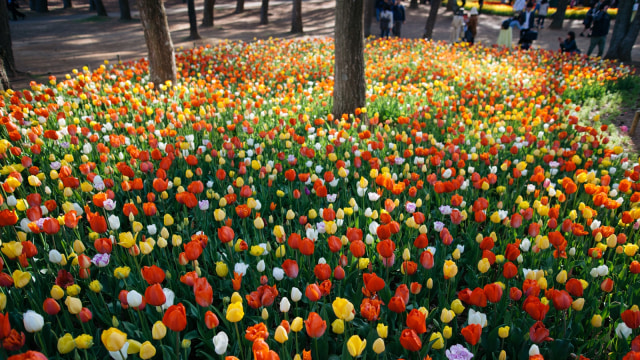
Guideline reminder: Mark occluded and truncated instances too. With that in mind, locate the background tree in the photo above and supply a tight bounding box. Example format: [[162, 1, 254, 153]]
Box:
[[202, 0, 215, 27], [94, 0, 108, 16], [291, 0, 303, 33], [364, 0, 375, 37], [63, 0, 72, 9], [410, 0, 418, 9], [260, 0, 269, 25], [119, 0, 132, 20], [139, 0, 177, 84], [605, 0, 640, 61], [0, 0, 15, 90], [30, 0, 48, 12], [235, 0, 244, 13], [446, 0, 458, 12], [333, 0, 365, 117], [549, 0, 569, 29], [188, 0, 201, 39], [423, 0, 442, 38]]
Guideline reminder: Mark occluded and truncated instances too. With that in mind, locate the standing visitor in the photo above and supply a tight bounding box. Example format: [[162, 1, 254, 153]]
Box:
[[380, 3, 394, 38], [498, 17, 514, 48], [466, 7, 479, 44], [392, 0, 406, 37], [587, 4, 610, 57], [513, 0, 527, 16], [518, 2, 537, 49], [536, 0, 548, 28], [450, 9, 465, 43]]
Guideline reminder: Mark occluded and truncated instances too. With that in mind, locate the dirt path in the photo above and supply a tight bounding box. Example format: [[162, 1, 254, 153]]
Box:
[[6, 0, 640, 147]]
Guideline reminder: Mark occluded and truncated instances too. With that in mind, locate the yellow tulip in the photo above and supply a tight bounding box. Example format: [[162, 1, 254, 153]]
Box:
[[2, 241, 23, 259], [250, 245, 264, 256], [74, 334, 93, 349], [331, 319, 345, 334], [591, 314, 602, 327], [215, 262, 229, 277], [429, 332, 445, 350], [376, 323, 388, 338], [332, 297, 355, 321], [440, 308, 455, 323], [451, 299, 465, 314], [291, 317, 304, 332], [572, 298, 585, 311], [139, 341, 156, 359], [372, 338, 385, 354], [443, 326, 452, 339], [101, 327, 127, 352], [0, 293, 6, 311], [499, 326, 510, 338], [477, 258, 491, 273], [58, 333, 76, 354], [226, 302, 244, 323], [65, 296, 83, 315], [152, 321, 167, 340], [67, 284, 81, 296], [230, 292, 243, 304], [164, 214, 174, 226], [254, 217, 265, 229], [346, 335, 366, 357], [275, 325, 289, 343], [51, 285, 65, 300], [12, 269, 31, 288], [114, 266, 131, 279], [127, 340, 141, 354], [118, 232, 136, 248], [443, 260, 458, 279]]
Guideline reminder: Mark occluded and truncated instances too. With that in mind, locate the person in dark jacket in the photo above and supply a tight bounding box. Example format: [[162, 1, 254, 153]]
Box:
[[587, 4, 610, 57], [7, 0, 26, 20], [518, 2, 537, 49], [392, 0, 406, 37], [559, 31, 580, 53]]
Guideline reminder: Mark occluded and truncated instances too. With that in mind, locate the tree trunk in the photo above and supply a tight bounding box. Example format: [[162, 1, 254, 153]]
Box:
[[446, 0, 457, 12], [364, 0, 375, 37], [89, 0, 95, 11], [423, 0, 442, 38], [119, 0, 132, 20], [333, 0, 366, 118], [63, 0, 72, 9], [410, 0, 419, 8], [202, 0, 215, 27], [604, 0, 640, 61], [291, 0, 303, 33], [260, 0, 269, 25], [0, 57, 9, 92], [94, 0, 108, 16], [31, 0, 48, 12], [138, 0, 177, 85], [549, 0, 569, 29], [235, 0, 244, 13], [0, 0, 16, 80], [187, 0, 201, 39]]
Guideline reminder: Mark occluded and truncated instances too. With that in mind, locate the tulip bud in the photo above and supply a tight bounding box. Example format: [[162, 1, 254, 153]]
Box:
[[572, 298, 585, 311], [280, 297, 291, 313], [591, 314, 602, 327], [261, 308, 269, 320], [499, 350, 507, 360], [376, 323, 388, 338], [443, 326, 452, 339], [332, 319, 345, 334], [372, 338, 385, 354], [498, 326, 510, 338]]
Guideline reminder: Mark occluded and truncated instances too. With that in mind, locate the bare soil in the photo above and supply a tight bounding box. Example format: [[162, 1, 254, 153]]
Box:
[[6, 0, 640, 149]]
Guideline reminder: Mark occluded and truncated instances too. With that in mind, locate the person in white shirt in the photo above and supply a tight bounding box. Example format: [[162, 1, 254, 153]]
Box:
[[513, 0, 526, 16]]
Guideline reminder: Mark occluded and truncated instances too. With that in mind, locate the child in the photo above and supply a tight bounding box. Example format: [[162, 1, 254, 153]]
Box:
[[380, 3, 394, 38], [537, 0, 548, 28]]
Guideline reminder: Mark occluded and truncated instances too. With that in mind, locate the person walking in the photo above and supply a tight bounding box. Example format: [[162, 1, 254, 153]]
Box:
[[379, 3, 394, 38], [536, 0, 548, 28], [450, 9, 465, 43], [587, 4, 610, 57], [392, 0, 406, 37], [466, 7, 479, 44]]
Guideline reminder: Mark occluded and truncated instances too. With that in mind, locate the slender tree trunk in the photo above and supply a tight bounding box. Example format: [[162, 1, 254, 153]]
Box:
[[188, 0, 201, 39], [63, 0, 72, 9], [549, 0, 569, 29], [410, 0, 419, 8], [89, 0, 95, 11], [446, 0, 457, 12], [119, 0, 132, 20], [333, 0, 365, 118], [364, 0, 375, 37], [138, 0, 177, 85], [235, 0, 244, 13], [0, 0, 16, 81], [94, 0, 108, 16], [202, 0, 215, 27], [605, 0, 640, 61], [423, 0, 442, 38], [0, 57, 9, 91], [31, 0, 48, 12], [291, 0, 303, 33], [260, 0, 269, 25]]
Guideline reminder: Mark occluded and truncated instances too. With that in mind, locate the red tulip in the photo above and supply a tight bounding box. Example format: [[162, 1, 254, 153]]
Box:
[[305, 284, 322, 302], [282, 260, 299, 279], [363, 273, 385, 293], [217, 226, 235, 243], [184, 240, 203, 261], [141, 265, 166, 285], [145, 284, 167, 306], [43, 298, 61, 315], [163, 303, 187, 332], [523, 296, 549, 321], [205, 311, 219, 329], [484, 283, 503, 303], [406, 309, 427, 334], [622, 309, 640, 329], [461, 324, 482, 345], [529, 321, 552, 343], [314, 264, 332, 281], [304, 312, 326, 338], [399, 328, 422, 351], [194, 278, 213, 307], [388, 296, 406, 313]]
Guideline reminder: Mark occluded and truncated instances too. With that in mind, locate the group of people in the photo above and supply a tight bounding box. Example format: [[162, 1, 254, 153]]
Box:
[[377, 0, 407, 38], [450, 7, 479, 44], [557, 1, 610, 56]]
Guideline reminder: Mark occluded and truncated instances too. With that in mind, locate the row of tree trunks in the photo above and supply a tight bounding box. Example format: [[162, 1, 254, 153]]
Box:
[[138, 0, 177, 85], [0, 0, 15, 90], [260, 0, 269, 25], [119, 0, 132, 20], [423, 0, 442, 39], [30, 0, 48, 12], [605, 0, 640, 62], [188, 0, 201, 39], [333, 0, 366, 118], [202, 0, 215, 27], [291, 0, 302, 32]]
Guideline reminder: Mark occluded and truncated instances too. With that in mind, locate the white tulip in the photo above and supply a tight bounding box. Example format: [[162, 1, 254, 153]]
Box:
[[23, 310, 44, 333], [291, 287, 302, 302], [127, 290, 143, 308], [213, 332, 229, 355], [272, 267, 284, 281], [280, 297, 291, 313], [49, 249, 63, 264]]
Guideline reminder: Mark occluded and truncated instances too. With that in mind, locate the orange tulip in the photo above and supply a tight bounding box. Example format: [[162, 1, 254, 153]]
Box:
[[304, 312, 326, 338], [163, 303, 187, 332]]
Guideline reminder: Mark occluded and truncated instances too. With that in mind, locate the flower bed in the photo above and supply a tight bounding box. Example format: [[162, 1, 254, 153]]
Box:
[[463, 1, 618, 19], [0, 38, 639, 360]]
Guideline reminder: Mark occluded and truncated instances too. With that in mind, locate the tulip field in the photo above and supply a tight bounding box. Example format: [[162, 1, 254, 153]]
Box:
[[1, 38, 640, 360]]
